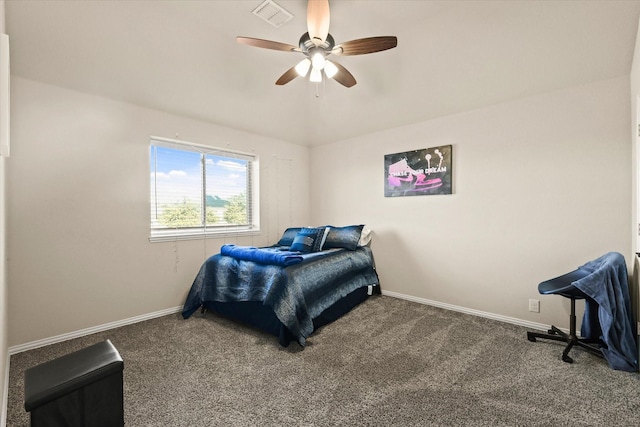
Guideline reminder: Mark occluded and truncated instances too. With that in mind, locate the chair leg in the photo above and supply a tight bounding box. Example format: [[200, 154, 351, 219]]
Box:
[[527, 297, 604, 363], [562, 340, 576, 363], [550, 325, 568, 338], [562, 298, 579, 363]]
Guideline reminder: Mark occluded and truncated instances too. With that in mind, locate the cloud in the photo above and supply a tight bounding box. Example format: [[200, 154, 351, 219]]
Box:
[[153, 170, 188, 180], [216, 160, 245, 172], [153, 172, 170, 180]]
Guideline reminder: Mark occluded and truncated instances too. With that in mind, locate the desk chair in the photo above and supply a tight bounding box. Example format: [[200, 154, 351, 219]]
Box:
[[527, 268, 605, 363]]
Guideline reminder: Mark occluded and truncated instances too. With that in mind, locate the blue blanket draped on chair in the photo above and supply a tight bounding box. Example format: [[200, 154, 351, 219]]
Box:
[[573, 252, 638, 372]]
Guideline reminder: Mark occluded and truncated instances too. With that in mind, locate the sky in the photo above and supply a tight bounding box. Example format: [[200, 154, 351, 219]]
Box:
[[150, 146, 248, 207]]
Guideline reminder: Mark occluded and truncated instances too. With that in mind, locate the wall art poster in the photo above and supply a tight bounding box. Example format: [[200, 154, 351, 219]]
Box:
[[384, 145, 452, 197]]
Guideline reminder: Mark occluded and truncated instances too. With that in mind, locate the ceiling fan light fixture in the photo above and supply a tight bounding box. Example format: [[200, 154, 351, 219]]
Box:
[[311, 51, 326, 70], [310, 67, 322, 83], [324, 60, 338, 78], [295, 58, 311, 77]]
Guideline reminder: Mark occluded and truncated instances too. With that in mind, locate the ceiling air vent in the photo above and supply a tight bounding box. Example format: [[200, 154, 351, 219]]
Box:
[[252, 0, 294, 28]]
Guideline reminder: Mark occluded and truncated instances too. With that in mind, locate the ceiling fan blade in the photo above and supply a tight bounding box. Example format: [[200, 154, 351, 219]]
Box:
[[329, 60, 357, 88], [307, 0, 330, 46], [236, 37, 301, 53], [275, 66, 299, 86], [332, 36, 398, 56]]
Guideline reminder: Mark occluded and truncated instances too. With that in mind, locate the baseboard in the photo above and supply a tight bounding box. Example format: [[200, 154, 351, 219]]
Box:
[[8, 306, 183, 355], [381, 290, 565, 333]]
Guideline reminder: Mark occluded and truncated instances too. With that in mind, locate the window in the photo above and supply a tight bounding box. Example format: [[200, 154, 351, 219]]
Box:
[[149, 137, 258, 242]]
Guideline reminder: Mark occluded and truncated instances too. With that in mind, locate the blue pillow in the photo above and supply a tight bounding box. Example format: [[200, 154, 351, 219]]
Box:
[[290, 227, 325, 253], [323, 225, 364, 251], [277, 227, 302, 246]]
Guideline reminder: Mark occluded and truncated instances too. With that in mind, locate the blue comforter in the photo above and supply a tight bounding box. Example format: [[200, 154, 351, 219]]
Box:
[[182, 247, 380, 346], [574, 252, 638, 372]]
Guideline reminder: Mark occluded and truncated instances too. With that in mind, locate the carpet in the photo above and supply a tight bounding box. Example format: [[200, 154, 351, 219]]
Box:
[[6, 296, 640, 426]]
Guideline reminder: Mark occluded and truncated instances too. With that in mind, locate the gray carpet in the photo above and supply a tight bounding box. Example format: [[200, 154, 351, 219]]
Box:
[[6, 296, 640, 426]]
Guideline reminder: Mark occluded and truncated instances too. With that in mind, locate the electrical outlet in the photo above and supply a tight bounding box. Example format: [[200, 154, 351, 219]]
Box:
[[529, 299, 540, 313]]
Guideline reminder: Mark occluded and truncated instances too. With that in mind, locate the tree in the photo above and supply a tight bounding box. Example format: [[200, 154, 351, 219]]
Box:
[[159, 200, 201, 228], [205, 194, 225, 225], [205, 207, 218, 225], [223, 193, 247, 225]]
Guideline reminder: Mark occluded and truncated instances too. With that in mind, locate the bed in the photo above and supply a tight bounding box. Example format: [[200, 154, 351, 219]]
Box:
[[181, 225, 380, 346]]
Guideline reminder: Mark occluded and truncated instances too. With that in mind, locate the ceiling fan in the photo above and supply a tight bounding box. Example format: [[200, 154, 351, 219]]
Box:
[[237, 0, 398, 88]]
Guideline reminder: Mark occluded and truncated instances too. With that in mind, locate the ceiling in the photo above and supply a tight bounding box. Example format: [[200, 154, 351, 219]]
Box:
[[6, 0, 640, 146]]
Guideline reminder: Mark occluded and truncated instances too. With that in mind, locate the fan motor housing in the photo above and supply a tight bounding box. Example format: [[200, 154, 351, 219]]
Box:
[[299, 32, 335, 54]]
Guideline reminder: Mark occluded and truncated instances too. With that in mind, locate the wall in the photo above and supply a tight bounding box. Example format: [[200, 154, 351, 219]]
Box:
[[6, 77, 310, 347], [0, 148, 6, 425], [310, 76, 632, 330], [629, 15, 640, 360], [632, 17, 640, 255], [0, 156, 5, 424], [0, 0, 8, 423]]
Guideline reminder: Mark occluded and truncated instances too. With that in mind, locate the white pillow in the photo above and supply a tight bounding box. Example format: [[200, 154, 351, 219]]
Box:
[[319, 226, 330, 250], [358, 226, 373, 246]]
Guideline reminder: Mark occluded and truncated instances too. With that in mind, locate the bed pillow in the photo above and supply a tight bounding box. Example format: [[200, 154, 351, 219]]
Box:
[[277, 227, 302, 246], [290, 227, 325, 253], [323, 225, 365, 251], [318, 226, 330, 250], [359, 226, 373, 247]]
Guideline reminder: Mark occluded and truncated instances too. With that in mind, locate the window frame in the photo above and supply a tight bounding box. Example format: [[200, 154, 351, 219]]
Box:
[[149, 136, 259, 243]]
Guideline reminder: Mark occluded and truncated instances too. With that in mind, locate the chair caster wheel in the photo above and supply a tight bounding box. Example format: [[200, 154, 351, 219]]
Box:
[[527, 335, 536, 342], [562, 354, 573, 363]]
